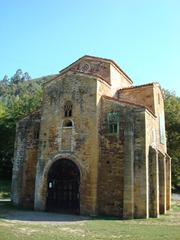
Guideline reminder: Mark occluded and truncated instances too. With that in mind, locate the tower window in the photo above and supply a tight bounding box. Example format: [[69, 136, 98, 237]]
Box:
[[109, 123, 118, 133], [33, 127, 40, 140], [63, 119, 73, 127], [64, 101, 72, 117], [107, 112, 120, 134]]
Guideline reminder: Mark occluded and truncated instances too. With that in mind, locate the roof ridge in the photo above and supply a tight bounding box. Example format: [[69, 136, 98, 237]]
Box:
[[82, 55, 133, 83], [18, 108, 41, 122], [102, 95, 157, 118], [58, 55, 133, 84], [118, 82, 159, 91]]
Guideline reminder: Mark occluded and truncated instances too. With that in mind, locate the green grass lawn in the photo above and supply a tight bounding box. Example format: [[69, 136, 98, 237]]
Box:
[[0, 200, 180, 240]]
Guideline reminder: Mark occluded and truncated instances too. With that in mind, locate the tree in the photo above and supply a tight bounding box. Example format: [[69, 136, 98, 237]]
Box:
[[2, 75, 9, 83], [164, 90, 180, 191], [0, 70, 43, 179]]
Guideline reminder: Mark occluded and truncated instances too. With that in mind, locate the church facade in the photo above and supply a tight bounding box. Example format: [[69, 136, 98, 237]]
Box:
[[11, 55, 171, 219]]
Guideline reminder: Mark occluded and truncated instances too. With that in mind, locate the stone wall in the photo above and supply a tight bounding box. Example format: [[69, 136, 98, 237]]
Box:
[[34, 72, 99, 215], [97, 97, 148, 218], [110, 64, 132, 96], [11, 111, 40, 208], [145, 94, 169, 217], [120, 83, 167, 153], [97, 98, 124, 216], [118, 83, 164, 115]]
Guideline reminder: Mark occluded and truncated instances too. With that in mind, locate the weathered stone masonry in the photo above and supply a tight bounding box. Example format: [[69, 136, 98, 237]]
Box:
[[12, 55, 171, 218]]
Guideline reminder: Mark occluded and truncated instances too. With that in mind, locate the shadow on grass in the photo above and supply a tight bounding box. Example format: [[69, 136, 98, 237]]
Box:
[[0, 201, 146, 223], [0, 200, 90, 223], [0, 197, 180, 224], [91, 215, 123, 221], [0, 201, 125, 222]]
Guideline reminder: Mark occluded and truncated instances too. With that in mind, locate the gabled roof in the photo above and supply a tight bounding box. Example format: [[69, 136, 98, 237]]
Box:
[[18, 109, 41, 123], [118, 82, 164, 99], [59, 55, 133, 84], [118, 82, 158, 91], [102, 95, 157, 118], [32, 74, 59, 83]]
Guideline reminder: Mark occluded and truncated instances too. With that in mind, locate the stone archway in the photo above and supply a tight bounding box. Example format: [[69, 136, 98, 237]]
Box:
[[46, 159, 80, 214]]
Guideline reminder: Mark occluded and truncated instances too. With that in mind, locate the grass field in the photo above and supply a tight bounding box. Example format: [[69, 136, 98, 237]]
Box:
[[0, 200, 180, 240], [0, 181, 180, 240]]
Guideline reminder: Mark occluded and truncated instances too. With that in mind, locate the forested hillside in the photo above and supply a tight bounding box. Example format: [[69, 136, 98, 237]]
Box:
[[0, 70, 179, 190]]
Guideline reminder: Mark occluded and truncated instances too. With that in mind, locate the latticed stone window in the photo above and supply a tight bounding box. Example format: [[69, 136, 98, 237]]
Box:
[[64, 101, 72, 117], [107, 112, 120, 134]]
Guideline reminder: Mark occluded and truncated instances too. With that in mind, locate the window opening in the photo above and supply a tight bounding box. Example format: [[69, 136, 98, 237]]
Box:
[[34, 128, 40, 140], [64, 101, 72, 117], [109, 123, 118, 133], [107, 112, 119, 134], [63, 119, 73, 127]]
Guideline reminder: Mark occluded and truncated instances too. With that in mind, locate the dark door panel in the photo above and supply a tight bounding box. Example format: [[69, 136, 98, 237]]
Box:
[[46, 159, 80, 214]]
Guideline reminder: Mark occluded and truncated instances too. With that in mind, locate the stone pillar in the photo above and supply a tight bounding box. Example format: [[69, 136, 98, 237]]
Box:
[[11, 122, 27, 207], [123, 121, 134, 219], [166, 154, 171, 210], [34, 159, 46, 211], [133, 111, 148, 218], [149, 146, 159, 217], [158, 151, 166, 214]]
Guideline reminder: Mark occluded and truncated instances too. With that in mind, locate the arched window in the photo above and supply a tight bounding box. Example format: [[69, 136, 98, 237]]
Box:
[[64, 101, 72, 117], [63, 119, 73, 127]]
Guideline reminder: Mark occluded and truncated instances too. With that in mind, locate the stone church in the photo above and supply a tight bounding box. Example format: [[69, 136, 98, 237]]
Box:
[[11, 55, 171, 219]]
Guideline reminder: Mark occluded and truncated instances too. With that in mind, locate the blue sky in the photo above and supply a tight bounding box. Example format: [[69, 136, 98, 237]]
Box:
[[0, 0, 180, 95]]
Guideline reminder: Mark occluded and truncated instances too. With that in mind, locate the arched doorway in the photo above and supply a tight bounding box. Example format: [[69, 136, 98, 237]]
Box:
[[46, 159, 80, 214]]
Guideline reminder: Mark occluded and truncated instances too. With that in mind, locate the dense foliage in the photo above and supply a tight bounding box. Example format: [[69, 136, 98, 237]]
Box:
[[164, 90, 180, 191], [0, 70, 179, 191], [0, 70, 43, 179]]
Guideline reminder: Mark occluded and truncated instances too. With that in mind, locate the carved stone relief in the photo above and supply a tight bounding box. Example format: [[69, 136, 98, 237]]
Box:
[[70, 60, 109, 82]]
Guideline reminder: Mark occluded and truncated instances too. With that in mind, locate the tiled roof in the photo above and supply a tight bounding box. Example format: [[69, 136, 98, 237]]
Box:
[[118, 82, 159, 91], [102, 95, 157, 118], [118, 82, 164, 99]]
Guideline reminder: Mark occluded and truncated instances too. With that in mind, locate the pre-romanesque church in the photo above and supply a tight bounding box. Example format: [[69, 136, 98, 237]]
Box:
[[12, 55, 171, 219]]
